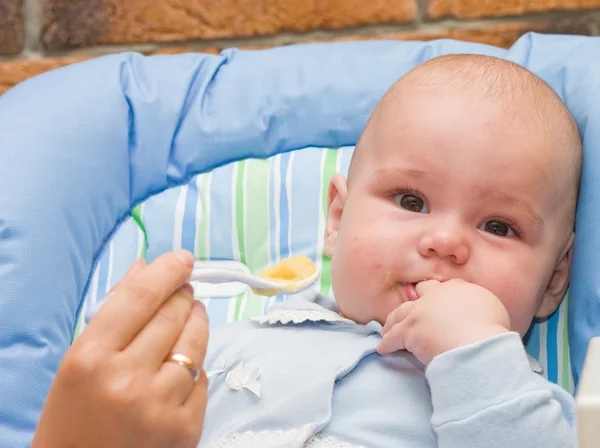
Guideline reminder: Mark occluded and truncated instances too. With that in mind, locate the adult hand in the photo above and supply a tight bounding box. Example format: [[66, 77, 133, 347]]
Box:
[[32, 250, 209, 448]]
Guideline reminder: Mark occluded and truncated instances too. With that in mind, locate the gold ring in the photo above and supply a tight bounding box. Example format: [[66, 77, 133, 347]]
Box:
[[165, 352, 200, 382]]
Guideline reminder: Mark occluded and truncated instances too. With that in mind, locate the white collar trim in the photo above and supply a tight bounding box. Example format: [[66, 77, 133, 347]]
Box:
[[250, 308, 355, 326]]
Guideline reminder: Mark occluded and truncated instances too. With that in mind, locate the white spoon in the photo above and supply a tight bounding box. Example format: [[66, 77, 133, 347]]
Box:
[[85, 259, 320, 324], [189, 260, 320, 295]]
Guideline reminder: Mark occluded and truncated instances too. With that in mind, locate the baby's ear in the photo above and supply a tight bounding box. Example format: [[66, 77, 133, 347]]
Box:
[[324, 174, 348, 258], [536, 232, 575, 318]]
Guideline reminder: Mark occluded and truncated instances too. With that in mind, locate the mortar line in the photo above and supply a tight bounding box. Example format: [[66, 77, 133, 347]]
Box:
[[21, 0, 43, 58]]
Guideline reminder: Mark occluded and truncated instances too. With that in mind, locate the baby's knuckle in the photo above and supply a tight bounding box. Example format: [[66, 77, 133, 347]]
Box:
[[405, 312, 419, 327], [391, 306, 403, 320]]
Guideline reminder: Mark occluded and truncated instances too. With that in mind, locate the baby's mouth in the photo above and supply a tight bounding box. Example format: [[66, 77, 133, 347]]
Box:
[[399, 282, 419, 301]]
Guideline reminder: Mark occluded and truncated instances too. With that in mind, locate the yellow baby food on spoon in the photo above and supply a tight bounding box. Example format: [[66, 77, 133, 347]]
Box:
[[251, 255, 319, 296]]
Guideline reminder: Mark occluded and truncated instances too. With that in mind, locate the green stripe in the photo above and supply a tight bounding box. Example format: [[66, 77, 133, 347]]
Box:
[[132, 204, 147, 259], [233, 291, 245, 322], [562, 292, 570, 391], [233, 161, 247, 320], [242, 158, 271, 320], [320, 149, 339, 294], [72, 310, 84, 341], [196, 174, 211, 260]]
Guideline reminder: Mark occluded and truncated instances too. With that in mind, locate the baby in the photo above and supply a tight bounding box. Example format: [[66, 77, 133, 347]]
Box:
[[198, 54, 581, 447]]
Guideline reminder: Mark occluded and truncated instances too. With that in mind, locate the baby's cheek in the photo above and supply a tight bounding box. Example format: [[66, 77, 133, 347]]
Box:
[[485, 274, 537, 334], [350, 236, 385, 275], [331, 233, 380, 295]]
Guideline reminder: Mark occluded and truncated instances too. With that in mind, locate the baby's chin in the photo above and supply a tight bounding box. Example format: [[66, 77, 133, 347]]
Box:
[[336, 301, 392, 326], [332, 280, 403, 325]]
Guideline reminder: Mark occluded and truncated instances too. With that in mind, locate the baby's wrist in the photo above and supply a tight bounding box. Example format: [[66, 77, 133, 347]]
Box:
[[426, 332, 535, 423], [433, 324, 510, 359]]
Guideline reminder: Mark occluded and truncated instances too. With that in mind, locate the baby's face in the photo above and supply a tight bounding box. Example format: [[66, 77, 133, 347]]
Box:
[[325, 92, 574, 336]]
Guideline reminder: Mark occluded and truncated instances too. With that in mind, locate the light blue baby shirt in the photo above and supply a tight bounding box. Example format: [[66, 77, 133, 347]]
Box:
[[199, 292, 577, 447]]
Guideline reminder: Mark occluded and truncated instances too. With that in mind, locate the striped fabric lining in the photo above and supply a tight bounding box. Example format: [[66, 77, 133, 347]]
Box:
[[75, 146, 574, 393]]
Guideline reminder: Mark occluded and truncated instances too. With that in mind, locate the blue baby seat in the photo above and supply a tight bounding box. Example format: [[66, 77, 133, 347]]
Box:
[[1, 33, 600, 447]]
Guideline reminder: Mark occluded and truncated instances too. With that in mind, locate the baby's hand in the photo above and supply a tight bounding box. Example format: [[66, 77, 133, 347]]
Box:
[[377, 279, 510, 365]]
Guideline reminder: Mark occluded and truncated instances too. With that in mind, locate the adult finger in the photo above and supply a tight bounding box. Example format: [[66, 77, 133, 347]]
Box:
[[156, 300, 210, 404], [83, 259, 147, 326], [126, 283, 195, 368], [415, 279, 441, 298], [377, 320, 409, 355], [85, 250, 195, 350], [181, 369, 208, 423], [381, 301, 415, 336]]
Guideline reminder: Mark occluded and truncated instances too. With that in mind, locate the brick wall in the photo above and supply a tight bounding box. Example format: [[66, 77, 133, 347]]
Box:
[[0, 0, 599, 95]]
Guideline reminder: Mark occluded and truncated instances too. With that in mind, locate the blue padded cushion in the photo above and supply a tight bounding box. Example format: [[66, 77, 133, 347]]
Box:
[[0, 33, 599, 447]]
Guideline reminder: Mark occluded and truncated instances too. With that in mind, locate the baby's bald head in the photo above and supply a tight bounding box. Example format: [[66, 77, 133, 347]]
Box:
[[325, 54, 582, 332], [349, 54, 582, 237]]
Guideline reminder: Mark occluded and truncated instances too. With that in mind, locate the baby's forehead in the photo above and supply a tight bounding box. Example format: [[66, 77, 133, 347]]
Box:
[[384, 61, 548, 119], [352, 55, 580, 189], [377, 60, 572, 150], [397, 55, 545, 95]]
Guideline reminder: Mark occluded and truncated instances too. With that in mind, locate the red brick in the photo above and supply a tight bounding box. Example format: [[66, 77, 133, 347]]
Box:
[[0, 0, 23, 55], [332, 17, 596, 48], [428, 0, 600, 19], [4, 16, 594, 96], [42, 0, 418, 50], [0, 47, 219, 95]]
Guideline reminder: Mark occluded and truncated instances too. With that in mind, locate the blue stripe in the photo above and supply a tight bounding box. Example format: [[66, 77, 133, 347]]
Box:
[[278, 152, 291, 259], [143, 186, 181, 263], [268, 158, 276, 262], [546, 312, 559, 383], [181, 179, 198, 253], [275, 153, 291, 303], [110, 218, 142, 289], [81, 220, 138, 328], [95, 245, 111, 299], [207, 164, 235, 261], [206, 298, 232, 328], [202, 164, 235, 324], [289, 148, 322, 263], [266, 158, 277, 312]]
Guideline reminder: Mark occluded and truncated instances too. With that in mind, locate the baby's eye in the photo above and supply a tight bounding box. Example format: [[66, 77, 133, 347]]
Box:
[[482, 220, 516, 237], [396, 193, 429, 213]]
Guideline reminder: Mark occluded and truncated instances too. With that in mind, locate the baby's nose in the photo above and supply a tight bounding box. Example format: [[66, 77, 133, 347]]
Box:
[[418, 230, 470, 265]]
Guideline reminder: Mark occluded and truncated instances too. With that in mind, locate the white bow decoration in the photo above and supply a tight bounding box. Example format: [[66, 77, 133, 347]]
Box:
[[206, 354, 239, 378], [225, 361, 261, 398]]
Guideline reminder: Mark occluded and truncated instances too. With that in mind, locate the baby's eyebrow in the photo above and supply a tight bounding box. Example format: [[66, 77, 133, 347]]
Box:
[[490, 192, 544, 227], [374, 167, 437, 181]]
